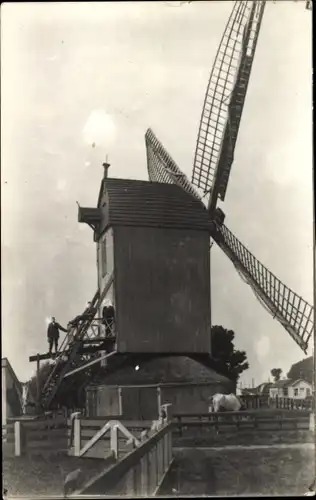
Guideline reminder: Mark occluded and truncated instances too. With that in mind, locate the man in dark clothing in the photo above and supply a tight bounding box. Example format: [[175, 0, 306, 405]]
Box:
[[102, 304, 115, 337], [47, 317, 68, 354]]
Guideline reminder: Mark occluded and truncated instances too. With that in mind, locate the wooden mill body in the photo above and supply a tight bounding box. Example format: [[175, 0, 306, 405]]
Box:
[[79, 169, 212, 355]]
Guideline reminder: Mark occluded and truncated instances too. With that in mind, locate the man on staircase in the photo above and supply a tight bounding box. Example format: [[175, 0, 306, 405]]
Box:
[[68, 301, 97, 328], [47, 317, 68, 355]]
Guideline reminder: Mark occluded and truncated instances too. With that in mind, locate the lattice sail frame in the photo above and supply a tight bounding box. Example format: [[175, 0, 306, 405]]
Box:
[[145, 130, 313, 354], [145, 128, 201, 199], [192, 0, 266, 212], [212, 224, 313, 353]]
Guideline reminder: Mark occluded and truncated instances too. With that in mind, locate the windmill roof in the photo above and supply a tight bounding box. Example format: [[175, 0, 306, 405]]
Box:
[[87, 356, 231, 387], [98, 177, 210, 233]]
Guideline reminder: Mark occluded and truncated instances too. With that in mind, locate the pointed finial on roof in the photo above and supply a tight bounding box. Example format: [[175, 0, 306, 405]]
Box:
[[102, 154, 110, 179]]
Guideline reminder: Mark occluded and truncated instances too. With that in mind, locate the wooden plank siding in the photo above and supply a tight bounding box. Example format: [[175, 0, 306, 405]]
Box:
[[114, 226, 211, 354]]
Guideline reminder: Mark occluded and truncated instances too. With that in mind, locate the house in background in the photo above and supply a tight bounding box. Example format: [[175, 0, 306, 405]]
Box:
[[269, 378, 312, 399], [241, 382, 273, 397], [2, 358, 23, 433]]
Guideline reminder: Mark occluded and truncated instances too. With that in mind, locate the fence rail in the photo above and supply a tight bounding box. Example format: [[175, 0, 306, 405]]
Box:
[[173, 409, 312, 435], [240, 395, 313, 411]]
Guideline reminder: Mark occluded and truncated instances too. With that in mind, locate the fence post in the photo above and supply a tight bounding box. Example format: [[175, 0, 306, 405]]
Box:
[[161, 403, 172, 423], [14, 421, 22, 456], [309, 413, 315, 432], [110, 423, 118, 459], [73, 415, 81, 456]]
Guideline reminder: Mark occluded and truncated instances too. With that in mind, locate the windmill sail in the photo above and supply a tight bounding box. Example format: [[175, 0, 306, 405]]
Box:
[[212, 223, 313, 353], [145, 128, 200, 200], [192, 1, 266, 213], [145, 134, 313, 354]]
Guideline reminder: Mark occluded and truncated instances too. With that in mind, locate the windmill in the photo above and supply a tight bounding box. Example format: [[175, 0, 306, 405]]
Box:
[[30, 0, 313, 412]]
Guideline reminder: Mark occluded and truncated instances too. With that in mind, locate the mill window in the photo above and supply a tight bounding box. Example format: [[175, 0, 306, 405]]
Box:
[[101, 237, 107, 277], [283, 388, 288, 397], [294, 388, 298, 396]]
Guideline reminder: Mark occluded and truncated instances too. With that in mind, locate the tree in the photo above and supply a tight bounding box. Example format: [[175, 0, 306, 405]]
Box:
[[28, 362, 54, 402], [287, 356, 312, 384], [210, 326, 249, 383], [27, 358, 103, 410], [270, 368, 282, 382]]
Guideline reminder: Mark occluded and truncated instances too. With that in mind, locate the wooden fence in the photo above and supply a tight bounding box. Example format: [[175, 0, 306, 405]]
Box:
[[68, 417, 153, 459], [3, 416, 68, 456], [173, 409, 312, 435], [240, 394, 313, 411]]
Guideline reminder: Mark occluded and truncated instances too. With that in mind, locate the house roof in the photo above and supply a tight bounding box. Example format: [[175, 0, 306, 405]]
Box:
[[271, 379, 293, 389], [289, 378, 312, 388], [97, 177, 210, 233], [271, 378, 312, 389], [2, 357, 22, 395], [241, 382, 273, 396]]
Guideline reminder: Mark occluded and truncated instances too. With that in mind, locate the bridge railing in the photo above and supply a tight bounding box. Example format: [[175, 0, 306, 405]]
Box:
[[77, 419, 174, 496]]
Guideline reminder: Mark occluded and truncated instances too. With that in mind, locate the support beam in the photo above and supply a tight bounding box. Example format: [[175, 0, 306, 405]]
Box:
[[36, 354, 40, 411], [28, 338, 116, 362], [63, 351, 117, 379]]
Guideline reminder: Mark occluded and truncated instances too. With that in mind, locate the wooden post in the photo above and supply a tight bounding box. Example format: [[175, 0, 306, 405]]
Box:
[[73, 415, 81, 456], [157, 387, 162, 414], [14, 421, 22, 456], [125, 467, 135, 496], [140, 454, 149, 496], [161, 403, 172, 422], [35, 354, 41, 413], [163, 432, 168, 471], [110, 423, 118, 459], [118, 387, 123, 415], [309, 413, 315, 432]]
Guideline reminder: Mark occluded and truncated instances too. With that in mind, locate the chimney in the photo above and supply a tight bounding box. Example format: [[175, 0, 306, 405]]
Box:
[[103, 161, 110, 179]]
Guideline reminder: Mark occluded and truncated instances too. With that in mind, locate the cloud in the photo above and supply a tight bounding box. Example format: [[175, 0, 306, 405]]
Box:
[[82, 109, 117, 150]]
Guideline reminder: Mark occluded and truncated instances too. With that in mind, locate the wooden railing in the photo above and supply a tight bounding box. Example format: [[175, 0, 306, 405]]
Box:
[[268, 397, 313, 411], [77, 420, 174, 496], [173, 409, 312, 435]]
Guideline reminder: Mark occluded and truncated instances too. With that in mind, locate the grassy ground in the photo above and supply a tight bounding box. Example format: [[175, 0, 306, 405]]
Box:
[[161, 446, 315, 497], [2, 451, 113, 497], [3, 427, 314, 497], [173, 428, 315, 447]]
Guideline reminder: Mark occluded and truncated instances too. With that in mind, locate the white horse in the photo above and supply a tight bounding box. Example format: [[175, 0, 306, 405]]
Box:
[[209, 393, 243, 413]]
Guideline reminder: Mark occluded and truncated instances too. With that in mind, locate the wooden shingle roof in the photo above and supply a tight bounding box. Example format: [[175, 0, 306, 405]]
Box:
[[99, 178, 210, 233]]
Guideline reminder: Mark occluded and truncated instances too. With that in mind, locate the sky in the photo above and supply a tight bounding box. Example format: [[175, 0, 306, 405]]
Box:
[[1, 1, 313, 385]]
